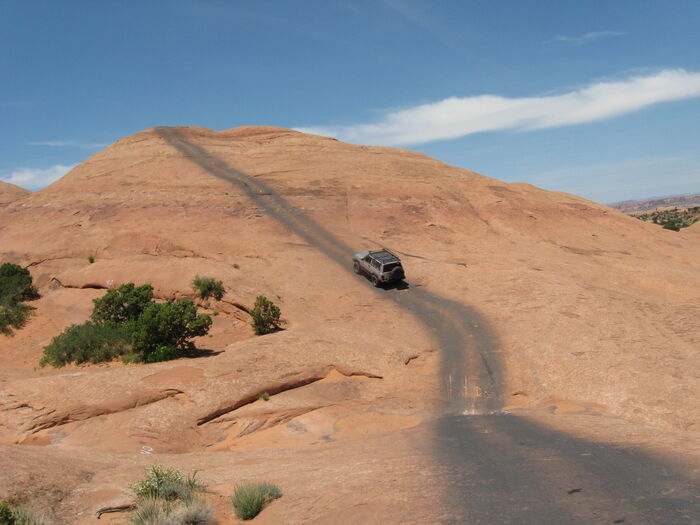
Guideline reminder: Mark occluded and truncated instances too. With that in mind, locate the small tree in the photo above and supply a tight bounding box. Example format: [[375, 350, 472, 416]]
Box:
[[130, 299, 212, 362], [0, 263, 38, 336], [250, 296, 281, 335], [0, 263, 38, 302], [91, 283, 154, 325], [192, 276, 225, 301]]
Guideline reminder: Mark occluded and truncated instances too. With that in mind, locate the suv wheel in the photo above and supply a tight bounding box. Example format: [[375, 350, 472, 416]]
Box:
[[371, 275, 380, 287], [353, 261, 361, 274]]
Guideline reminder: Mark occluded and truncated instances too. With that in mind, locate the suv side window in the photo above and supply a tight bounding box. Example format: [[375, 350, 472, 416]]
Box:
[[371, 259, 380, 270], [363, 255, 372, 262]]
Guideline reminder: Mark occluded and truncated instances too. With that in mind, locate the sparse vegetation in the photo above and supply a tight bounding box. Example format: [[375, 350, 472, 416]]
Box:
[[0, 502, 46, 525], [41, 283, 212, 366], [633, 206, 700, 231], [192, 276, 225, 302], [0, 263, 39, 336], [129, 466, 214, 525], [231, 482, 281, 520], [131, 465, 206, 502], [257, 392, 270, 402], [250, 296, 281, 335], [88, 255, 95, 264]]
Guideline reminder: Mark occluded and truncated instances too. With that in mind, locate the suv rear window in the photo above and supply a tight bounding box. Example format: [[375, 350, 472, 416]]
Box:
[[383, 262, 400, 272]]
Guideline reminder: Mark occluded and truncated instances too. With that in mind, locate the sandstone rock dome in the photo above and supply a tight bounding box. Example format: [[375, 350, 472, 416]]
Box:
[[0, 126, 698, 523]]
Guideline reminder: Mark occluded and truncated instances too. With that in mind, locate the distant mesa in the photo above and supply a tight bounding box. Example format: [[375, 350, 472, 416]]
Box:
[[609, 192, 700, 213]]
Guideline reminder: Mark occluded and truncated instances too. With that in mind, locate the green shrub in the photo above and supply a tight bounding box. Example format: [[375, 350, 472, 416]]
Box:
[[41, 284, 212, 367], [129, 300, 211, 362], [0, 502, 46, 525], [129, 497, 214, 525], [129, 466, 211, 525], [0, 263, 38, 336], [231, 482, 281, 520], [40, 321, 131, 367], [257, 392, 270, 402], [0, 299, 31, 336], [167, 498, 215, 525], [91, 283, 154, 325], [192, 276, 225, 302], [250, 296, 281, 335], [131, 465, 206, 503], [0, 263, 38, 303], [87, 255, 95, 264], [0, 502, 13, 525], [129, 497, 166, 525]]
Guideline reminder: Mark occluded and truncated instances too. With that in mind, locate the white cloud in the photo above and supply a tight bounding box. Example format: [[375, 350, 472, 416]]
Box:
[[1, 164, 75, 190], [547, 30, 626, 45], [298, 69, 700, 146], [26, 140, 108, 149]]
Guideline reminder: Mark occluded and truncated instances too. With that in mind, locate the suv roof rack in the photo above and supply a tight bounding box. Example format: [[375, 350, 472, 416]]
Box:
[[369, 249, 400, 264]]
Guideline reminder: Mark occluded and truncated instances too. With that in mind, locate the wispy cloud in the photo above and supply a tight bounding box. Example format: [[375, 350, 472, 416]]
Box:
[[25, 140, 108, 149], [382, 0, 450, 45], [1, 164, 75, 190], [546, 30, 626, 46], [297, 69, 700, 146]]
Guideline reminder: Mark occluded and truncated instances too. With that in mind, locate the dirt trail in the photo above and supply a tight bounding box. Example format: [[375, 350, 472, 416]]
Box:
[[157, 128, 699, 523]]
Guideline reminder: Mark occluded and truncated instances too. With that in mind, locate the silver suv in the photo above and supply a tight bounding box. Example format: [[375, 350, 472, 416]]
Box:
[[353, 249, 405, 287]]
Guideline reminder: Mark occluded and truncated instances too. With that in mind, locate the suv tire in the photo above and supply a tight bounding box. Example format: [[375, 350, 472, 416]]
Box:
[[353, 261, 361, 274], [371, 274, 380, 287]]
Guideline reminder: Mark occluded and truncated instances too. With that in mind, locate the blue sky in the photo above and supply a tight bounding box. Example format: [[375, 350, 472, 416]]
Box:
[[2, 1, 699, 203]]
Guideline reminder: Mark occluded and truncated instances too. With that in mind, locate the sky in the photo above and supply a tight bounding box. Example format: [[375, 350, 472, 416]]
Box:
[[2, 0, 699, 203]]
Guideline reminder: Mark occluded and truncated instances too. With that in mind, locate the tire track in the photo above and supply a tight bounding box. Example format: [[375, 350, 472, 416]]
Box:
[[157, 127, 699, 523]]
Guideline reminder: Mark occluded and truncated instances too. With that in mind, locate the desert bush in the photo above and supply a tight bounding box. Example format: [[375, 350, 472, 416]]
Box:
[[0, 263, 38, 336], [192, 276, 225, 302], [87, 255, 95, 264], [0, 502, 47, 525], [129, 300, 211, 362], [129, 497, 215, 525], [165, 498, 215, 525], [91, 283, 154, 325], [40, 321, 131, 367], [0, 502, 12, 525], [257, 392, 270, 402], [129, 497, 167, 525], [129, 467, 213, 525], [0, 263, 38, 303], [0, 299, 31, 336], [42, 284, 212, 366], [131, 466, 206, 503], [231, 482, 281, 520], [250, 296, 281, 335]]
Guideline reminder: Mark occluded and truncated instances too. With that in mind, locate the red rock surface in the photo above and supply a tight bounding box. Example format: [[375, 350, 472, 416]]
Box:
[[0, 181, 30, 206], [0, 126, 698, 523]]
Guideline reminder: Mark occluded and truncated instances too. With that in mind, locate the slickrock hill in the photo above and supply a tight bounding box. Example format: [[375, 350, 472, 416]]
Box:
[[0, 126, 699, 523], [0, 181, 30, 206]]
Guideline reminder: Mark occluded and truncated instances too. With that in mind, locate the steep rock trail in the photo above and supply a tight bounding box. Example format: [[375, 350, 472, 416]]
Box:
[[158, 128, 699, 523]]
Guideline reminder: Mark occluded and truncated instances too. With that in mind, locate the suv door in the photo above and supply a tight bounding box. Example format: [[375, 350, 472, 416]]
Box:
[[360, 254, 373, 273]]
